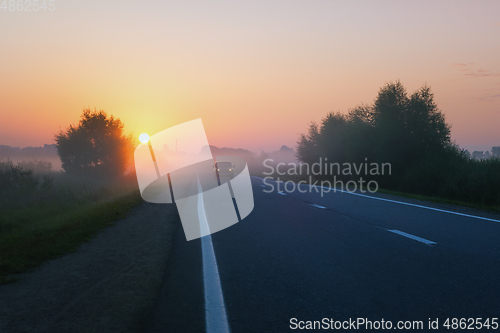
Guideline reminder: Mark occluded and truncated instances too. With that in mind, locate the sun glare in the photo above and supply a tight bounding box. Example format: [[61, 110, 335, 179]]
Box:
[[139, 133, 150, 144]]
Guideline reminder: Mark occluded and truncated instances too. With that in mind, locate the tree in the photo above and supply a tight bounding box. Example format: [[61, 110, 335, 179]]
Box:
[[371, 81, 450, 178], [296, 122, 320, 164], [55, 108, 133, 177], [406, 85, 451, 157]]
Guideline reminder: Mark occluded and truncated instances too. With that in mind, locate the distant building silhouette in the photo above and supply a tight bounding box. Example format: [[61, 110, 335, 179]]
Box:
[[492, 146, 500, 158], [472, 151, 485, 160], [471, 148, 498, 160]]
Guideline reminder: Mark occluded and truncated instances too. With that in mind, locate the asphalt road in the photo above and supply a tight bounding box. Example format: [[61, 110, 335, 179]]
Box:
[[147, 177, 500, 332]]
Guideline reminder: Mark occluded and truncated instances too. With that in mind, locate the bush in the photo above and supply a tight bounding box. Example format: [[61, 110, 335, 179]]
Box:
[[0, 160, 42, 194]]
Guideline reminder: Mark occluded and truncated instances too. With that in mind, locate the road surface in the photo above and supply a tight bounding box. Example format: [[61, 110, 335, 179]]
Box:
[[147, 177, 500, 332]]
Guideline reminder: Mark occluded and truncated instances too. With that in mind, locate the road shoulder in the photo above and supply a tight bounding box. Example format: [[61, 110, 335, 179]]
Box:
[[0, 202, 179, 333]]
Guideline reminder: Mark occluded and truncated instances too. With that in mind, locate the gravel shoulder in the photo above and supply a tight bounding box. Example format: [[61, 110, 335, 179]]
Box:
[[0, 202, 180, 333]]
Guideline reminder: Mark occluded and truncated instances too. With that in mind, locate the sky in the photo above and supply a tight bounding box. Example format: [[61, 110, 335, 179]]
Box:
[[1, 0, 499, 153]]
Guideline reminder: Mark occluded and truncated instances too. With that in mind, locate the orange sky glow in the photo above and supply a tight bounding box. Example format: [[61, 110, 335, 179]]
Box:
[[1, 0, 499, 153]]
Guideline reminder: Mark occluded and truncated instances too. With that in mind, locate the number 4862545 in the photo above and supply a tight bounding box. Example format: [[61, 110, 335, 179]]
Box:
[[1, 0, 56, 11]]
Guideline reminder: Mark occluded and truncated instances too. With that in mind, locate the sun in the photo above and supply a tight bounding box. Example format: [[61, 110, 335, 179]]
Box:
[[139, 133, 150, 144]]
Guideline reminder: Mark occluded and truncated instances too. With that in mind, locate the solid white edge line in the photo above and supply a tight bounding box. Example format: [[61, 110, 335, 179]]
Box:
[[329, 186, 500, 224], [387, 229, 437, 245], [252, 176, 500, 224]]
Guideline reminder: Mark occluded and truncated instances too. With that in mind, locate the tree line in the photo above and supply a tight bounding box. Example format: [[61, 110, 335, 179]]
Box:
[[296, 81, 500, 206]]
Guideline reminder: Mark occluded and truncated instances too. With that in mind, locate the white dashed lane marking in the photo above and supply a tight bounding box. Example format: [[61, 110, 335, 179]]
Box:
[[387, 229, 437, 245], [310, 204, 327, 209]]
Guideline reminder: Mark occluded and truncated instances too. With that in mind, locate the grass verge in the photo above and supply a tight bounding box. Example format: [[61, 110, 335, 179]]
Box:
[[0, 191, 143, 284]]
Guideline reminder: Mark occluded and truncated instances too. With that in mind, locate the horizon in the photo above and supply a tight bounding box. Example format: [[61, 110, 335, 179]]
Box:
[[3, 140, 499, 157], [0, 141, 293, 155]]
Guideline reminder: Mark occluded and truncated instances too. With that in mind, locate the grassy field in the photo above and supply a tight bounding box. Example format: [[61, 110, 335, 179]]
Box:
[[0, 161, 143, 284]]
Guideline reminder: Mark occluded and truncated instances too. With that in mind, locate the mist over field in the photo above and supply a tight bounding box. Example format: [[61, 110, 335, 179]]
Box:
[[0, 144, 62, 171]]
